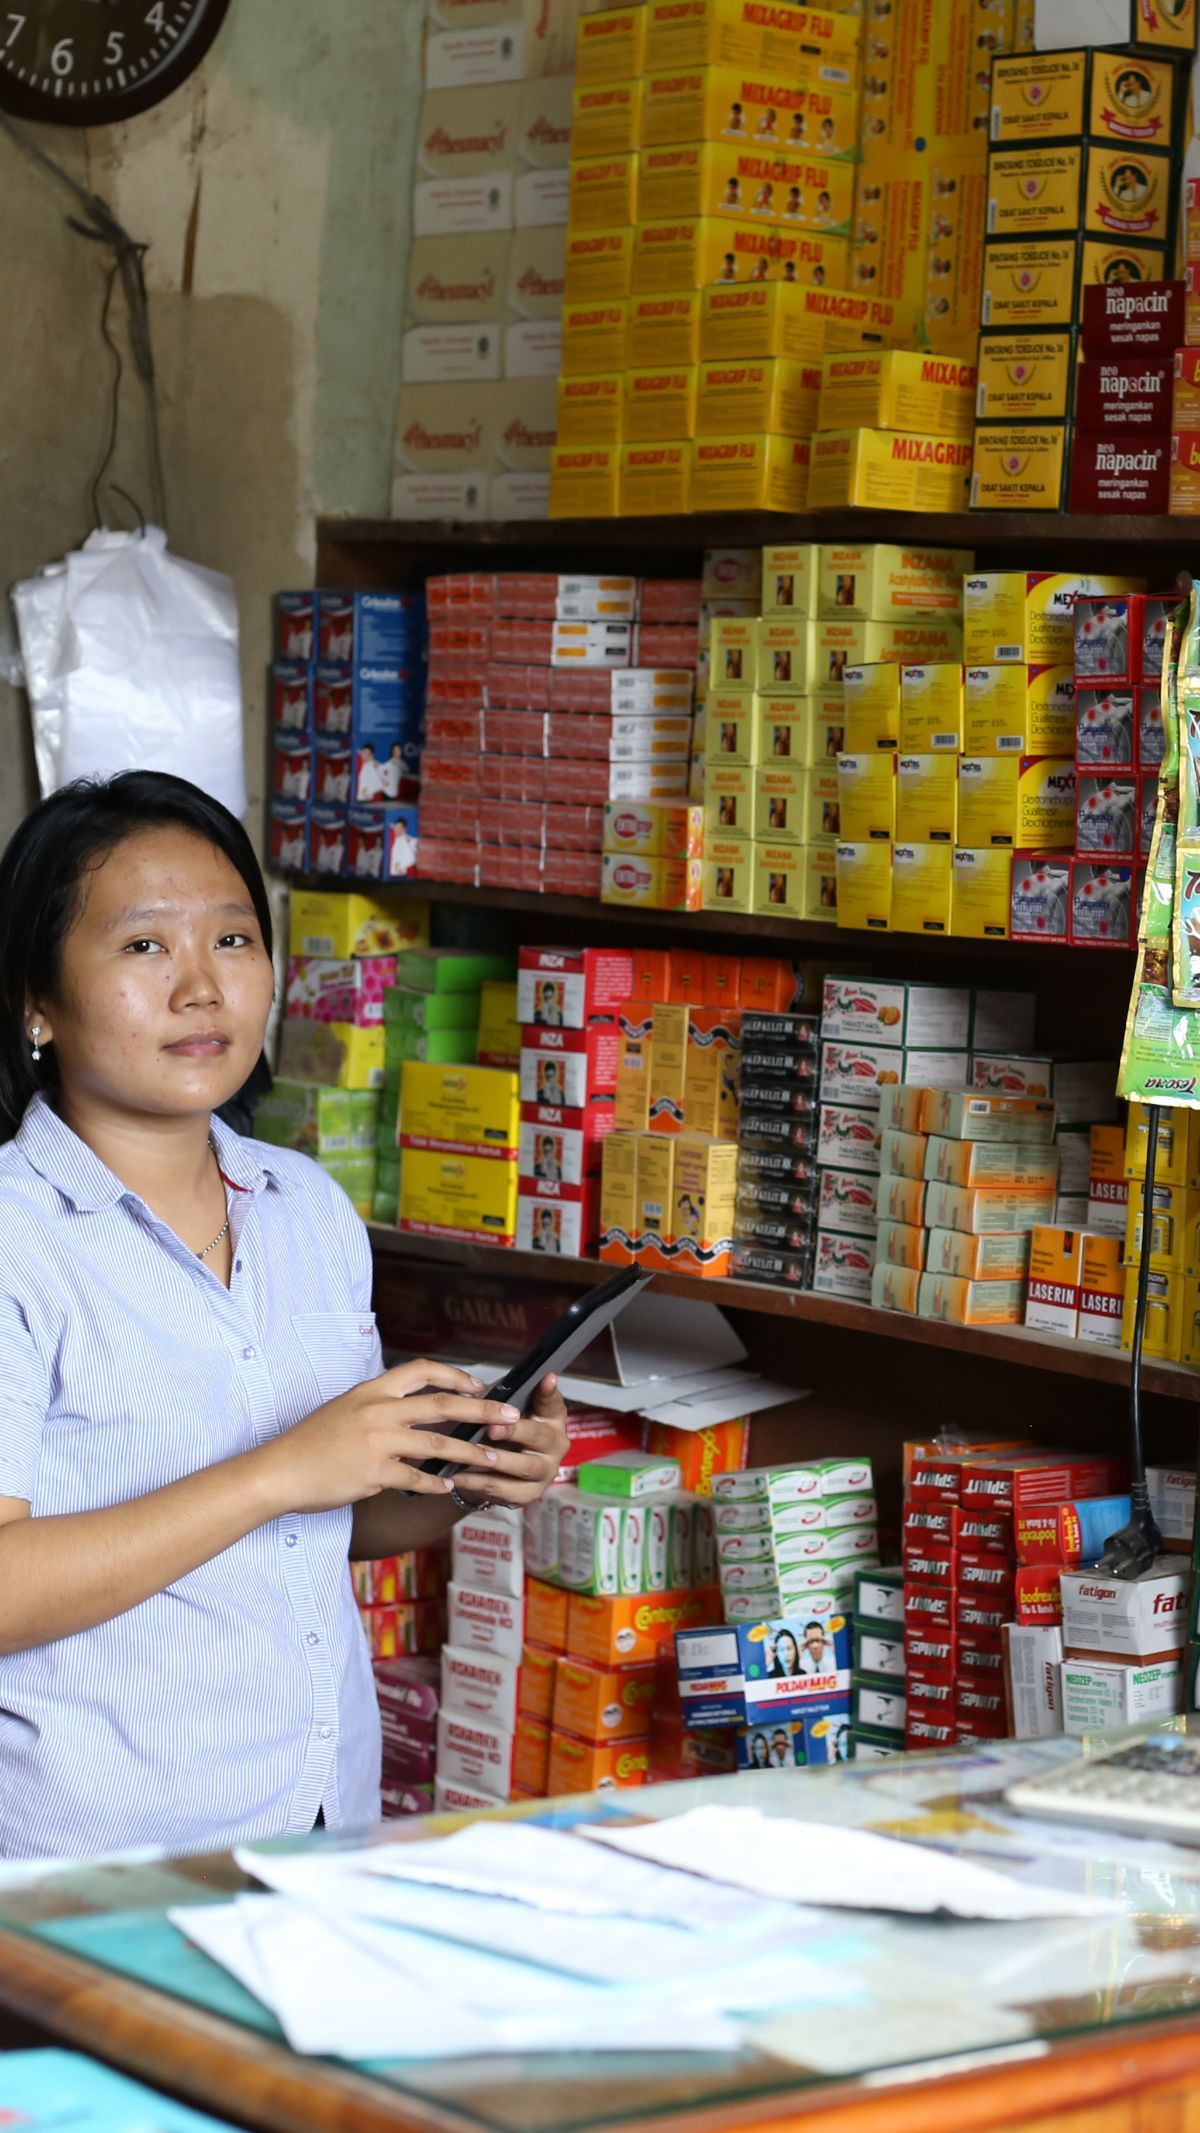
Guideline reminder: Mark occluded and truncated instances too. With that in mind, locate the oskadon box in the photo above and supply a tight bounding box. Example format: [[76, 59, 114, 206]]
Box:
[[675, 1614, 852, 1726]]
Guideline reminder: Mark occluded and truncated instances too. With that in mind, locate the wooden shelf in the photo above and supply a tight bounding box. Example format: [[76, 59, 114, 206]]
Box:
[[366, 1224, 1197, 1402]]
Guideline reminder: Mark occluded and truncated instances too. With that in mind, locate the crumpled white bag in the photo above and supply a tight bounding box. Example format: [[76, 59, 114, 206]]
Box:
[[11, 525, 246, 819]]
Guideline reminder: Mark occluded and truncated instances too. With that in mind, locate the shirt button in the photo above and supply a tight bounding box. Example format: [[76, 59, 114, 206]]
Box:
[[235, 1260, 243, 1273], [285, 1534, 298, 1549], [319, 1726, 332, 1740], [242, 1346, 256, 1361], [307, 1632, 320, 1646]]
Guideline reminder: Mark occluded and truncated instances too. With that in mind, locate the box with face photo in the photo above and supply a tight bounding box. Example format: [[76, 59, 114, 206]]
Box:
[[674, 1612, 852, 1726], [735, 1709, 850, 1768]]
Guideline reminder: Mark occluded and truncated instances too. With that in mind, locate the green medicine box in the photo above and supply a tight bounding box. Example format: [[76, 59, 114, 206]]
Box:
[[253, 1081, 379, 1155]]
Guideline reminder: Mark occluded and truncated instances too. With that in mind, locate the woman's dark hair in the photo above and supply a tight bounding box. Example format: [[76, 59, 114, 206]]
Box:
[[771, 1628, 800, 1676], [0, 772, 273, 1142]]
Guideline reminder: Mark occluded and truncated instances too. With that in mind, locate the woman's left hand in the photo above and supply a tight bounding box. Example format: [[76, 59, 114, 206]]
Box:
[[452, 1373, 568, 1509]]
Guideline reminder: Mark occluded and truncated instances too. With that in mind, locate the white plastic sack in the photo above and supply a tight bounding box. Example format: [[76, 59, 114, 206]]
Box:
[[11, 526, 246, 819]]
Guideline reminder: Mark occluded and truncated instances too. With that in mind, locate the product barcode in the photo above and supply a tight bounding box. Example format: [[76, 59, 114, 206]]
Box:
[[986, 204, 997, 234], [981, 294, 992, 324], [996, 644, 1021, 659], [998, 735, 1021, 750], [990, 107, 1000, 139], [976, 387, 986, 418], [932, 732, 957, 748]]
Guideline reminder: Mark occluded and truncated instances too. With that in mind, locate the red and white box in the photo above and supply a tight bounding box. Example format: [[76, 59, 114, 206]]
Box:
[[516, 1175, 601, 1256], [272, 664, 312, 731], [446, 1582, 525, 1665], [436, 1709, 513, 1799], [520, 1099, 615, 1168], [440, 1645, 521, 1732], [307, 805, 347, 878], [452, 1508, 524, 1599], [1015, 1564, 1063, 1626], [959, 1452, 1128, 1520], [520, 1022, 621, 1108], [517, 946, 634, 1028], [272, 735, 313, 802], [1060, 1557, 1190, 1662], [275, 590, 316, 661], [1081, 280, 1186, 354], [1069, 861, 1135, 948], [269, 800, 308, 874]]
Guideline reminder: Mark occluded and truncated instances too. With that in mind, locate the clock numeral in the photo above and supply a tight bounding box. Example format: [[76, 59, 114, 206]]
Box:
[[104, 31, 125, 66], [145, 2, 166, 29], [4, 14, 25, 51], [50, 36, 74, 75]]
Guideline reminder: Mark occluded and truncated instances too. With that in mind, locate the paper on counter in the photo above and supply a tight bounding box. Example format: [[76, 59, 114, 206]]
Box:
[[584, 1806, 1122, 1922]]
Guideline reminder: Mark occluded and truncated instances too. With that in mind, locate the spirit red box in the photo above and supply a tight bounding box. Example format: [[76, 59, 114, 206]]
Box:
[[959, 1451, 1129, 1517]]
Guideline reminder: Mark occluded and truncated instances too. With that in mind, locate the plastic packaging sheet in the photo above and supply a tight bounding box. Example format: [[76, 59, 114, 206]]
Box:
[[11, 527, 246, 818]]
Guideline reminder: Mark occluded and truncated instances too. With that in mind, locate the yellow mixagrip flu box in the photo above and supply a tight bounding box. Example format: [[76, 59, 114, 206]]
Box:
[[689, 433, 810, 511], [560, 301, 628, 374], [963, 573, 1143, 667], [571, 78, 644, 159], [896, 754, 958, 844], [841, 662, 900, 752], [557, 373, 623, 446], [696, 356, 821, 436], [699, 280, 825, 360], [899, 664, 964, 752], [804, 840, 839, 920], [549, 445, 620, 516], [702, 833, 755, 912], [815, 542, 972, 621], [835, 840, 892, 930], [752, 693, 843, 766], [957, 756, 1075, 849], [619, 442, 690, 514], [625, 292, 701, 366], [817, 351, 977, 439], [640, 65, 860, 158], [705, 689, 757, 764], [970, 424, 1070, 512], [705, 761, 756, 839], [757, 615, 818, 694], [631, 216, 848, 293], [575, 3, 647, 81], [643, 0, 862, 75], [564, 227, 635, 302], [569, 152, 639, 230], [807, 429, 974, 513], [891, 841, 954, 936], [752, 839, 805, 918], [623, 365, 698, 441], [950, 846, 1011, 939], [399, 1147, 519, 1246], [637, 140, 855, 232], [762, 541, 818, 616], [837, 753, 897, 843], [962, 663, 1077, 755], [974, 330, 1077, 422]]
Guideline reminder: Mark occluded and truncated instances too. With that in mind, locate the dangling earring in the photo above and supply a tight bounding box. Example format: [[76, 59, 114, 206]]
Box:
[[30, 1026, 42, 1064]]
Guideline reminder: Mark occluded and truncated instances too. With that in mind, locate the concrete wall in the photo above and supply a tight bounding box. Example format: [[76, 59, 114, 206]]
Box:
[[0, 0, 421, 849]]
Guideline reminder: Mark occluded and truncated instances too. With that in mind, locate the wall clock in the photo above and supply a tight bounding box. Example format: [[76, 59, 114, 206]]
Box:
[[0, 1, 232, 126]]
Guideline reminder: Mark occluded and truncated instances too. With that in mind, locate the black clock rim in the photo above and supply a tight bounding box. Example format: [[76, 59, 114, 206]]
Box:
[[0, 0, 233, 126]]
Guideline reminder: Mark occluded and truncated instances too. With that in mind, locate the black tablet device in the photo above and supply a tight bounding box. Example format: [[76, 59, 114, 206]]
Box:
[[415, 1263, 655, 1480]]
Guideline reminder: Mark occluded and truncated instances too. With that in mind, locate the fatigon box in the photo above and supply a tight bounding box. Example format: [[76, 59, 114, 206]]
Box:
[[675, 1613, 852, 1726]]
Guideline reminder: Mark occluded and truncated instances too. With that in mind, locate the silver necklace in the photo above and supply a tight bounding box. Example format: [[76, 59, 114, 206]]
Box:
[[198, 1137, 230, 1261]]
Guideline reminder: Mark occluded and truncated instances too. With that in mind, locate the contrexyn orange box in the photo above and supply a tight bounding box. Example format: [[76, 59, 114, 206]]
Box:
[[546, 1731, 651, 1793], [566, 1586, 723, 1664], [552, 1657, 657, 1742], [637, 140, 855, 233]]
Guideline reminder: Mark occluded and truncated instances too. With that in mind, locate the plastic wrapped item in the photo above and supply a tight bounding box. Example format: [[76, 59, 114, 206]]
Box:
[[12, 527, 245, 817]]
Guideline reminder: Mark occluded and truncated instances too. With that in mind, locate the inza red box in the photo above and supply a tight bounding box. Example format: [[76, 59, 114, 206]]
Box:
[[520, 1024, 621, 1106], [517, 947, 634, 1030], [1073, 357, 1173, 432], [1081, 279, 1185, 354]]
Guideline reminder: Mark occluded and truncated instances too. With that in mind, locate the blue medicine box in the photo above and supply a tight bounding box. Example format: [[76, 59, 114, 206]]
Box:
[[675, 1615, 852, 1729]]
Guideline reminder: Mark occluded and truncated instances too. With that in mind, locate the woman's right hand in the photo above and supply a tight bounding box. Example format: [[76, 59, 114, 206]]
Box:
[[258, 1360, 521, 1514]]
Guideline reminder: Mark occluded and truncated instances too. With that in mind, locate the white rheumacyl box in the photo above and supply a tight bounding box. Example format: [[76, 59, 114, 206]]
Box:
[[1061, 1658, 1182, 1736]]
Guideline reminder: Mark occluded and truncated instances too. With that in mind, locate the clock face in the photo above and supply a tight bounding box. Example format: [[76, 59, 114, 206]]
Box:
[[0, 0, 232, 126]]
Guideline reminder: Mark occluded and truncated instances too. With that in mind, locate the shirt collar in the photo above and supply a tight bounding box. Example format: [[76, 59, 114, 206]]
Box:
[[16, 1093, 281, 1214]]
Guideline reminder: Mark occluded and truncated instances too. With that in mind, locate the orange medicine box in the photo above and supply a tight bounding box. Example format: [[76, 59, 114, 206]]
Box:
[[1082, 1230, 1126, 1347], [513, 1712, 551, 1795], [518, 1643, 557, 1722], [525, 1575, 569, 1652], [566, 1585, 723, 1664], [645, 1416, 751, 1493], [552, 1656, 658, 1741], [1025, 1224, 1084, 1337], [546, 1729, 651, 1794]]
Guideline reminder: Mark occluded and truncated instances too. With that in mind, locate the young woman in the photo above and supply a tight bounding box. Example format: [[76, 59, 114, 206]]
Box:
[[0, 772, 567, 1860]]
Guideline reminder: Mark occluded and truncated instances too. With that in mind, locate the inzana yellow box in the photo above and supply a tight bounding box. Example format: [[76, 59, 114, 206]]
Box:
[[564, 227, 635, 302], [571, 78, 644, 159], [817, 352, 977, 440], [896, 755, 957, 844], [703, 833, 755, 912], [399, 1147, 518, 1246], [711, 614, 758, 690], [569, 153, 639, 231], [755, 761, 803, 842], [689, 433, 810, 511], [753, 839, 806, 918], [816, 543, 971, 622], [705, 761, 756, 839], [957, 756, 1075, 849], [399, 1060, 520, 1158], [705, 689, 757, 765], [696, 357, 821, 437], [626, 292, 703, 367], [974, 331, 1077, 422], [699, 280, 825, 360], [550, 445, 620, 517], [289, 889, 428, 960], [643, 0, 862, 76], [962, 663, 1076, 755], [807, 430, 974, 514], [950, 846, 1011, 939], [891, 842, 954, 936], [917, 1272, 1026, 1325], [623, 366, 698, 442], [835, 840, 891, 930], [963, 573, 1143, 667], [837, 753, 897, 843], [640, 66, 860, 159], [817, 618, 964, 687], [763, 542, 818, 617], [899, 665, 964, 753], [805, 765, 841, 840], [619, 442, 690, 515], [557, 373, 623, 446], [757, 615, 817, 694], [804, 840, 839, 920], [576, 5, 647, 83], [637, 140, 855, 234], [842, 663, 900, 751], [672, 1133, 739, 1277], [631, 216, 848, 294], [560, 301, 628, 375], [752, 693, 836, 765], [970, 425, 1070, 513]]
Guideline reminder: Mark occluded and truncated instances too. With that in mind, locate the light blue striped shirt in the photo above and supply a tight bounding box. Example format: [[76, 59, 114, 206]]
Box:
[[0, 1095, 383, 1860]]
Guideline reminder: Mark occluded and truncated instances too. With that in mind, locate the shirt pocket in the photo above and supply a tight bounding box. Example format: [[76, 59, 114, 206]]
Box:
[[292, 1312, 378, 1404]]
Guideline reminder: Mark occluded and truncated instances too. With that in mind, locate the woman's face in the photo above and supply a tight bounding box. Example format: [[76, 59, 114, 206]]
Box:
[[33, 826, 274, 1125], [776, 1630, 800, 1674]]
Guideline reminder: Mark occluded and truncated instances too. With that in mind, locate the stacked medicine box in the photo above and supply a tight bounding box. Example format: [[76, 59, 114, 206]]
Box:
[[516, 946, 632, 1256], [1070, 588, 1175, 945], [729, 1010, 820, 1291], [849, 1563, 906, 1759]]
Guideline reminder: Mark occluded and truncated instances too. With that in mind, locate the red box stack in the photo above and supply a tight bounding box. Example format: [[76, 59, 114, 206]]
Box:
[[514, 944, 632, 1254]]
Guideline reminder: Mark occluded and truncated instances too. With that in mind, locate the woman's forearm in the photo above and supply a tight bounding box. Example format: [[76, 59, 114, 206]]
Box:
[[0, 1445, 287, 1655], [349, 1490, 462, 1561]]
